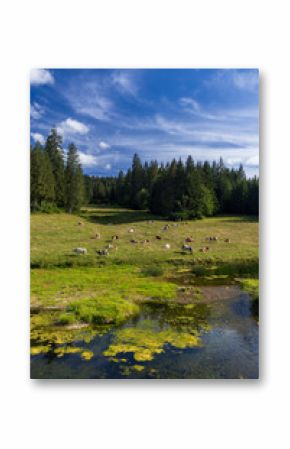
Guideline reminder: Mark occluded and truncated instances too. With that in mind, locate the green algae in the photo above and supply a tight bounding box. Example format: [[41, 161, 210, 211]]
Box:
[[103, 325, 203, 363], [54, 346, 83, 357], [31, 345, 51, 355], [132, 364, 145, 372], [80, 350, 94, 360]]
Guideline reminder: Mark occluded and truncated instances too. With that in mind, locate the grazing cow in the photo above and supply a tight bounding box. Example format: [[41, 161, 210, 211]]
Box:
[[199, 247, 209, 253], [142, 239, 150, 244], [185, 237, 194, 243], [182, 244, 193, 253], [112, 235, 119, 240], [162, 224, 170, 231], [95, 232, 101, 239], [73, 247, 87, 255], [78, 221, 83, 226], [128, 228, 134, 233], [156, 235, 162, 240], [106, 244, 114, 249], [225, 238, 230, 243], [97, 249, 109, 256], [164, 243, 171, 249], [130, 239, 138, 244]]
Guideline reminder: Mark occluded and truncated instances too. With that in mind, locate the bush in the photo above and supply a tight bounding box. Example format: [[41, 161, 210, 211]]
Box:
[[33, 201, 61, 214], [58, 313, 76, 325], [141, 265, 164, 277]]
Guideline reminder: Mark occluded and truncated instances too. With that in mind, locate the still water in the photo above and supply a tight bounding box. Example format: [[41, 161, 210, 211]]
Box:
[[31, 286, 259, 379]]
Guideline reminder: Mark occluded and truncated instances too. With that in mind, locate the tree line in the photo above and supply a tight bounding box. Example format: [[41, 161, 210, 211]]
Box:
[[31, 129, 85, 212], [85, 154, 259, 217], [31, 129, 259, 217]]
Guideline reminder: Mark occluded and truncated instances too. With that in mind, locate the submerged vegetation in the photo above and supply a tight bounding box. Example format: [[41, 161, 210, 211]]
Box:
[[103, 324, 203, 363]]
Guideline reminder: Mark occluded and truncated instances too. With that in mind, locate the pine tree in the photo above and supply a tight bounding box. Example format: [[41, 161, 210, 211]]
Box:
[[30, 142, 55, 210], [130, 153, 144, 208], [45, 128, 65, 206], [65, 143, 84, 213]]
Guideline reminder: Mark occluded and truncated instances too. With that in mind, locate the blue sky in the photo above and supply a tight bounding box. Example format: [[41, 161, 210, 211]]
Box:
[[30, 68, 259, 177]]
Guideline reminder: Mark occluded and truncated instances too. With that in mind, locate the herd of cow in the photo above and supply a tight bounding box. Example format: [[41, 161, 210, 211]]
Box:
[[73, 221, 231, 257]]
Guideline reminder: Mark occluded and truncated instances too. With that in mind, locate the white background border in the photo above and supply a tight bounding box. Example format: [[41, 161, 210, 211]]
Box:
[[0, 1, 289, 448]]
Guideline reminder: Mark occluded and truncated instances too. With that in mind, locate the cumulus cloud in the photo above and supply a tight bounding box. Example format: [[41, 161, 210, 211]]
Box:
[[31, 132, 45, 144], [105, 163, 111, 170], [99, 141, 110, 150], [31, 69, 54, 85], [31, 102, 44, 119], [79, 152, 97, 167], [57, 118, 89, 137]]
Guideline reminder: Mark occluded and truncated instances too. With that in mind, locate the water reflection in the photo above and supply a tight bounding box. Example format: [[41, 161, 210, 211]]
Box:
[[31, 287, 258, 379]]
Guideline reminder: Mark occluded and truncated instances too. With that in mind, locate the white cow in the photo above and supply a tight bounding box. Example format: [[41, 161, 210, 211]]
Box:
[[182, 244, 193, 252], [73, 247, 87, 255]]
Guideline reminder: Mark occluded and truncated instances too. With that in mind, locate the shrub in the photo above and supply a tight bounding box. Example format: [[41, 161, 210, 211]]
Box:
[[141, 265, 164, 277], [58, 313, 76, 325]]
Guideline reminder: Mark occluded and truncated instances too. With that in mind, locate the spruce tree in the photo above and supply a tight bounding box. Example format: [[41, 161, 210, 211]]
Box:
[[45, 128, 65, 207], [30, 142, 55, 210], [65, 143, 84, 213]]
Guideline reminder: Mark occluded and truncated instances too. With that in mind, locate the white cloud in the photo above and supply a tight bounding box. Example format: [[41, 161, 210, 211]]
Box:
[[31, 69, 54, 85], [30, 102, 44, 119], [112, 71, 137, 96], [207, 70, 259, 92], [180, 97, 200, 112], [105, 163, 111, 170], [64, 79, 113, 121], [57, 118, 89, 137], [245, 155, 259, 167], [99, 141, 110, 150], [79, 152, 97, 167], [232, 71, 259, 91], [31, 132, 45, 144]]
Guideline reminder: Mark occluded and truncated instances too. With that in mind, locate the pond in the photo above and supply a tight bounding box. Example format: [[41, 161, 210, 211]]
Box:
[[31, 286, 259, 379]]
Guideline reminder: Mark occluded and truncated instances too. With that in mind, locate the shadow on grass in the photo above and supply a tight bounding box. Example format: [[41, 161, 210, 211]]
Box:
[[81, 210, 163, 225], [217, 215, 259, 223], [166, 258, 259, 285]]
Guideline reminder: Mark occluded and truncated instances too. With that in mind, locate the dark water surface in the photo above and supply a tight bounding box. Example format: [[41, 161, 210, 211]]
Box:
[[31, 286, 259, 379]]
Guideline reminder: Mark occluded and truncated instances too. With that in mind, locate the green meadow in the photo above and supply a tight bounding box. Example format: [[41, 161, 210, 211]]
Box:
[[30, 206, 258, 356]]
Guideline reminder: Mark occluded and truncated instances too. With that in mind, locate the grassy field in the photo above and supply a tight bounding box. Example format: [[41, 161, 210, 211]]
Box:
[[30, 206, 259, 354]]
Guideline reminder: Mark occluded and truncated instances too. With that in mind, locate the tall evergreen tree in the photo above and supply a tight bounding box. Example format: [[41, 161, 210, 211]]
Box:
[[65, 143, 84, 213], [30, 142, 55, 210], [45, 128, 65, 206]]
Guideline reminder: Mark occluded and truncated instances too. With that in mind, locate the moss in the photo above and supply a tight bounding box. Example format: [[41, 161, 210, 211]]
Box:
[[54, 346, 83, 357], [237, 278, 259, 301], [80, 350, 94, 361], [67, 296, 140, 325], [58, 313, 76, 325], [132, 365, 145, 372], [31, 345, 51, 355], [103, 325, 203, 363]]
